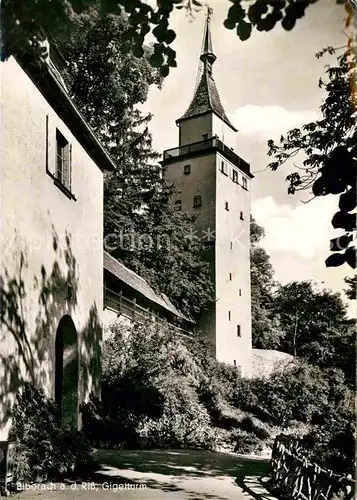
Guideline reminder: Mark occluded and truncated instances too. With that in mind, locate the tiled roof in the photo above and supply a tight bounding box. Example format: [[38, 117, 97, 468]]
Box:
[[103, 251, 193, 322], [176, 71, 237, 131]]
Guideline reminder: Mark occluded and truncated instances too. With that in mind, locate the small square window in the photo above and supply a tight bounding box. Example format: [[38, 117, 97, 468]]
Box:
[[232, 169, 238, 183], [225, 201, 229, 211], [229, 272, 232, 281], [193, 195, 202, 208], [184, 164, 191, 175], [237, 325, 241, 337], [175, 200, 182, 210], [242, 177, 248, 189], [228, 311, 231, 321], [240, 211, 244, 220]]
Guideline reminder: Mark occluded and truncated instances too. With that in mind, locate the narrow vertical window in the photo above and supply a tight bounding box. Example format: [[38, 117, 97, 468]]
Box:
[[242, 177, 248, 189], [225, 201, 229, 211], [220, 161, 228, 175], [233, 360, 237, 367], [237, 325, 241, 337], [228, 311, 231, 321], [229, 273, 232, 281], [230, 241, 233, 250], [193, 195, 202, 208], [240, 211, 244, 220], [239, 289, 242, 296]]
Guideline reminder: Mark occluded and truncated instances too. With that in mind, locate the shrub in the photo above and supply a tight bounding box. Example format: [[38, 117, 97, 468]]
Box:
[[137, 401, 216, 449], [239, 416, 271, 440], [9, 384, 96, 482], [232, 428, 265, 455]]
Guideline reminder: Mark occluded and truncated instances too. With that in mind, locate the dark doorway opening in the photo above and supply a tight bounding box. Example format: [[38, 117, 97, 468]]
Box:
[[55, 315, 79, 429]]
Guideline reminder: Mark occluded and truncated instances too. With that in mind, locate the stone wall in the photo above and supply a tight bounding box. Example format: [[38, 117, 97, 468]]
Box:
[[252, 349, 295, 378]]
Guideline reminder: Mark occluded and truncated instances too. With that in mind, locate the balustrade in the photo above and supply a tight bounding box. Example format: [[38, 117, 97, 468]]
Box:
[[270, 435, 355, 500]]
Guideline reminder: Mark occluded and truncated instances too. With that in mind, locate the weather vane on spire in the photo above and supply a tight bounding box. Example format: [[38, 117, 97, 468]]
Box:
[[206, 4, 213, 21]]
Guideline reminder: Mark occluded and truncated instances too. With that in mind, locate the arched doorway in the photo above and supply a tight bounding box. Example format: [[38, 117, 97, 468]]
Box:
[[55, 315, 79, 429]]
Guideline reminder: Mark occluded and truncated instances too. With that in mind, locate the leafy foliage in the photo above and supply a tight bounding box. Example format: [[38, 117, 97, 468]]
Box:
[[224, 0, 329, 40], [9, 384, 95, 482], [273, 280, 355, 383], [344, 275, 356, 299], [85, 320, 217, 449], [235, 362, 355, 472], [2, 0, 347, 73], [250, 217, 282, 349], [267, 47, 357, 269], [83, 317, 355, 473]]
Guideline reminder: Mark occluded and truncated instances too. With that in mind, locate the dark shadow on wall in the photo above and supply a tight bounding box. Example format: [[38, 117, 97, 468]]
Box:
[[0, 227, 102, 434]]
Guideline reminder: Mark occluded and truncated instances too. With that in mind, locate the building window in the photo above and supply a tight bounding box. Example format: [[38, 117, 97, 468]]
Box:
[[184, 164, 191, 175], [233, 360, 237, 367], [175, 200, 182, 210], [230, 241, 233, 250], [232, 169, 238, 183], [239, 289, 242, 296], [237, 325, 241, 337], [229, 272, 232, 281], [220, 161, 228, 175], [240, 211, 244, 220], [56, 129, 71, 190], [242, 177, 248, 190], [193, 195, 202, 208], [225, 201, 229, 211], [228, 311, 231, 321]]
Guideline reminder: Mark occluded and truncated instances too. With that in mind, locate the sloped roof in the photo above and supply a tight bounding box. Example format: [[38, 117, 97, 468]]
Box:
[[176, 70, 237, 132], [103, 251, 193, 323]]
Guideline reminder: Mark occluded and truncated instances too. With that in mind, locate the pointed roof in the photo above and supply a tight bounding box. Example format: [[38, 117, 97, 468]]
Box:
[[176, 7, 237, 132], [201, 6, 216, 66]]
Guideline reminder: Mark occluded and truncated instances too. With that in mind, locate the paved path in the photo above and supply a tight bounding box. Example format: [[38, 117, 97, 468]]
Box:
[[12, 449, 274, 500]]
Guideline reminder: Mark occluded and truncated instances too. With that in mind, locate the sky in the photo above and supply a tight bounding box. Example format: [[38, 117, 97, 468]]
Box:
[[143, 0, 355, 315]]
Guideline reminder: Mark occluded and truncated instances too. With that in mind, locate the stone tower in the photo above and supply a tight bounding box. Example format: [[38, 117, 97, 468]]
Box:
[[162, 8, 253, 376]]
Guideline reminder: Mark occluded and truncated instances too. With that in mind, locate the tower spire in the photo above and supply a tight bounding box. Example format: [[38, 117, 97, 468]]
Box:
[[176, 6, 237, 132], [200, 6, 216, 75]]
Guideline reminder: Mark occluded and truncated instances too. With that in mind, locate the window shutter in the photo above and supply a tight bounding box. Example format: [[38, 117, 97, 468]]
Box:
[[68, 144, 72, 191], [62, 143, 70, 189]]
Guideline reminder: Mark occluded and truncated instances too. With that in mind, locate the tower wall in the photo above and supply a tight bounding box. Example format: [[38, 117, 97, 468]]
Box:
[[179, 115, 213, 146], [164, 148, 252, 376], [178, 114, 237, 151], [165, 153, 216, 237], [212, 114, 236, 150], [215, 153, 252, 376]]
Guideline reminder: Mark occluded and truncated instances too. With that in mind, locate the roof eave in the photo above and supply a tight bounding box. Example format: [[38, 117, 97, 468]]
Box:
[[18, 56, 116, 172], [176, 109, 238, 133]]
